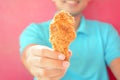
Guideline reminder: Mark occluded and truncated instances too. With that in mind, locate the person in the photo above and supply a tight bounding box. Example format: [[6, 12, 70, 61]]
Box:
[[19, 0, 120, 80]]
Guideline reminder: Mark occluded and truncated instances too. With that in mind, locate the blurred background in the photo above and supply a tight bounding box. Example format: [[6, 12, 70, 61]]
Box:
[[0, 0, 120, 80]]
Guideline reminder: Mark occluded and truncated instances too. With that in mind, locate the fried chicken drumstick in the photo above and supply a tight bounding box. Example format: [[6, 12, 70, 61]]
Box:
[[49, 10, 76, 61]]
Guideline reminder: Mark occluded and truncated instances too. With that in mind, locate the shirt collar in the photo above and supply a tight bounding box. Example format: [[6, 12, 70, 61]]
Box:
[[76, 16, 89, 35]]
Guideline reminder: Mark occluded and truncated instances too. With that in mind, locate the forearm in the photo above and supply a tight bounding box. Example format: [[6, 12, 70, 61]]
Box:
[[109, 58, 120, 80]]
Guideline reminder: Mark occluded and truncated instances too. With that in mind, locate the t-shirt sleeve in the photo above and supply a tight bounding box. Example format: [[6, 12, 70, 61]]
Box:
[[105, 24, 120, 66], [19, 23, 45, 54]]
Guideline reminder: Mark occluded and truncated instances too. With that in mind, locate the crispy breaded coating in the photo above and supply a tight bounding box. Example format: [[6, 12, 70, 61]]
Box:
[[49, 10, 76, 61]]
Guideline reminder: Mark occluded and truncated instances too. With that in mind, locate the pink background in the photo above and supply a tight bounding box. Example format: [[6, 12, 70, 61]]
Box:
[[0, 0, 120, 80]]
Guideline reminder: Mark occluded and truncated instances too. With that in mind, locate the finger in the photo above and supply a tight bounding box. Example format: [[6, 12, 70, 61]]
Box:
[[30, 66, 43, 77], [45, 69, 65, 78], [30, 66, 65, 79], [51, 67, 69, 80], [50, 71, 65, 80], [65, 50, 72, 61], [31, 56, 69, 69], [36, 77, 50, 80], [50, 76, 62, 80], [30, 66, 49, 79], [68, 50, 72, 59], [30, 45, 65, 60]]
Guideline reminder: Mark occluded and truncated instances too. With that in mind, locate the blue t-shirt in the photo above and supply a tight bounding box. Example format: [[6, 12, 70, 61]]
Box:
[[19, 16, 120, 80]]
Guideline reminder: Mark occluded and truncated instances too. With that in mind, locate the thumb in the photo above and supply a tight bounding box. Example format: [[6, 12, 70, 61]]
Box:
[[68, 50, 72, 59], [65, 50, 72, 61]]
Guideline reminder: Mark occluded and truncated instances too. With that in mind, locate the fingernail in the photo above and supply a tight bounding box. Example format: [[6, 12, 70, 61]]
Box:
[[69, 50, 72, 56], [68, 52, 72, 57], [58, 54, 65, 60], [63, 61, 69, 68]]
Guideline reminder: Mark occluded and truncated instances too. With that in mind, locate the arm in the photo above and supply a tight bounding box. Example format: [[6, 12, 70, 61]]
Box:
[[21, 44, 70, 80], [109, 58, 120, 80], [103, 24, 120, 80], [19, 23, 70, 80]]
